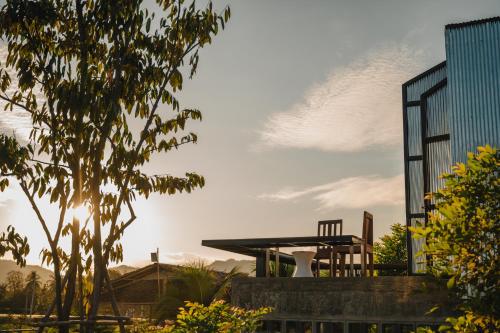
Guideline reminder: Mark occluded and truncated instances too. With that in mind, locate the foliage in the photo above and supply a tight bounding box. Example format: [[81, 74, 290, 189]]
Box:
[[0, 226, 30, 267], [373, 223, 407, 275], [269, 261, 294, 277], [411, 145, 499, 332], [442, 311, 499, 333], [0, 270, 54, 314], [164, 300, 271, 333], [416, 312, 500, 333], [0, 0, 230, 330], [6, 271, 24, 296], [108, 269, 123, 281], [155, 262, 239, 320]]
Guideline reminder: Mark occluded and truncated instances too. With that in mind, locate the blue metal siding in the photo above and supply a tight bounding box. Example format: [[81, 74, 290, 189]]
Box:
[[407, 106, 422, 156], [422, 83, 451, 205], [425, 85, 449, 137], [446, 20, 500, 163], [406, 66, 447, 102], [409, 161, 424, 214], [425, 140, 451, 202], [403, 64, 448, 275]]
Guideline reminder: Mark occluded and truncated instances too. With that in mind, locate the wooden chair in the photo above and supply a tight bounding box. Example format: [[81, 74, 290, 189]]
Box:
[[332, 211, 374, 277], [315, 219, 342, 276]]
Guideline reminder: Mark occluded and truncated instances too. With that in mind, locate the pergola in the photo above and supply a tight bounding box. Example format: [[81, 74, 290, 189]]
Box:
[[202, 235, 365, 277]]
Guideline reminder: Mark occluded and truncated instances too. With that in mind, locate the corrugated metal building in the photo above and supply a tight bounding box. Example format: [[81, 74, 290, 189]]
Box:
[[403, 17, 500, 274]]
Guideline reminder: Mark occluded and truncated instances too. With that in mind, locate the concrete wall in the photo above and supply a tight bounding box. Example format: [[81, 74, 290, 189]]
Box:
[[231, 276, 457, 323]]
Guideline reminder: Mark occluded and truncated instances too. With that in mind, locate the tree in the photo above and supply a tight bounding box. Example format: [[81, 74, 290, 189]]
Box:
[[6, 271, 24, 296], [373, 223, 407, 275], [164, 300, 271, 333], [107, 269, 122, 281], [412, 145, 499, 332], [24, 271, 41, 316], [5, 270, 24, 312], [155, 262, 239, 321], [37, 278, 55, 315], [0, 1, 230, 332]]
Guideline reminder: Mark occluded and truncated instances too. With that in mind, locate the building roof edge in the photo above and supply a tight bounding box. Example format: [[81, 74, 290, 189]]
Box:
[[446, 16, 500, 30]]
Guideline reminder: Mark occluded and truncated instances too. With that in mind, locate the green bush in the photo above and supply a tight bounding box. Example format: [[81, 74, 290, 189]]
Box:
[[412, 145, 499, 332], [164, 300, 271, 333]]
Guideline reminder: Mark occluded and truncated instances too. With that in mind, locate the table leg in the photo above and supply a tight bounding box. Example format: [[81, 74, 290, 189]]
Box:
[[369, 253, 374, 277], [332, 249, 338, 277], [361, 243, 366, 276], [349, 246, 354, 277], [340, 254, 346, 277], [316, 257, 320, 277]]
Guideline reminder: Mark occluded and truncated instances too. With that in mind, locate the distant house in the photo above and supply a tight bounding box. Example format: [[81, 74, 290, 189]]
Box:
[[100, 263, 180, 318]]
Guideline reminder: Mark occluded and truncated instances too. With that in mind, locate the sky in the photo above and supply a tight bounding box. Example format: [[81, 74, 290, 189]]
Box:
[[1, 0, 499, 267]]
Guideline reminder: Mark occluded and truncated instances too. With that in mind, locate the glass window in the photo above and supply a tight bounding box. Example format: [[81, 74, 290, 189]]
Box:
[[348, 323, 378, 333], [285, 321, 312, 333], [416, 324, 440, 332], [382, 324, 415, 333], [316, 322, 344, 333], [260, 320, 282, 333]]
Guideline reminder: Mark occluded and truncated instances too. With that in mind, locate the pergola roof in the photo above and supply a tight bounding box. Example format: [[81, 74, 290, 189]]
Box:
[[202, 235, 362, 265]]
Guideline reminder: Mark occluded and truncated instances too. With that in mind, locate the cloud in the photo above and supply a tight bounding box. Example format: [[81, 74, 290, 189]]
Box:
[[259, 174, 404, 210], [255, 44, 425, 152], [0, 44, 36, 141], [0, 182, 23, 207]]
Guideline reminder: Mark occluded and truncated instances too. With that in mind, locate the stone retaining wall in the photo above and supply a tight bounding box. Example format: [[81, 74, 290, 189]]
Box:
[[231, 276, 457, 323]]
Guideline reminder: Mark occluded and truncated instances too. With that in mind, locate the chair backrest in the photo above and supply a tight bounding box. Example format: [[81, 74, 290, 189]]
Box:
[[317, 219, 343, 237], [362, 211, 373, 245], [317, 219, 342, 251]]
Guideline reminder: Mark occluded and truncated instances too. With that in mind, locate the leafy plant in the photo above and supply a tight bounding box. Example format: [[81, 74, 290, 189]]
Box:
[[411, 145, 499, 332], [373, 223, 407, 275], [164, 300, 271, 333], [155, 262, 239, 321]]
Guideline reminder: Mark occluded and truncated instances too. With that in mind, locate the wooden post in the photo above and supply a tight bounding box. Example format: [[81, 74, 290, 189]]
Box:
[[256, 255, 266, 277], [361, 243, 366, 276], [157, 248, 161, 301], [265, 249, 270, 277]]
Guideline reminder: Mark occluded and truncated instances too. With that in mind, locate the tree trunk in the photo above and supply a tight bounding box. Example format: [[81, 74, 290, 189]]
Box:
[[60, 218, 80, 333], [105, 270, 126, 333], [30, 284, 35, 316]]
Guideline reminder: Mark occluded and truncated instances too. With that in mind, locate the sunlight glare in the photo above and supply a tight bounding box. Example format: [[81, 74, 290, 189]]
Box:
[[71, 204, 90, 222]]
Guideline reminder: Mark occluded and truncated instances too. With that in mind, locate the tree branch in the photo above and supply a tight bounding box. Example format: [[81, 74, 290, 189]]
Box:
[[19, 180, 54, 246]]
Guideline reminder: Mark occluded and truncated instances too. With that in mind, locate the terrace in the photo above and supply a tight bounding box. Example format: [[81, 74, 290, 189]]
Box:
[[202, 211, 404, 278], [201, 212, 454, 333]]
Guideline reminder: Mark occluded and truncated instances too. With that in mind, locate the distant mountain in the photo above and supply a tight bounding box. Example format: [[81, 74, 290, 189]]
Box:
[[0, 258, 254, 284], [208, 259, 255, 276], [0, 260, 53, 284], [108, 264, 138, 276]]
